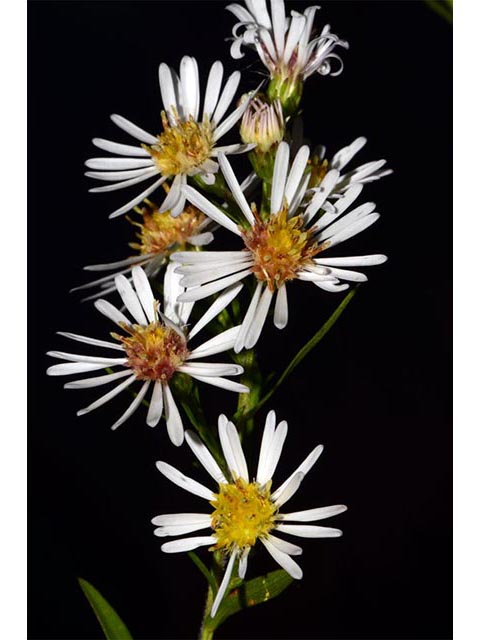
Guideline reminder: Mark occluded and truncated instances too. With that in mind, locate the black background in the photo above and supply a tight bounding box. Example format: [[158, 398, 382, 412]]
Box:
[[28, 1, 452, 639]]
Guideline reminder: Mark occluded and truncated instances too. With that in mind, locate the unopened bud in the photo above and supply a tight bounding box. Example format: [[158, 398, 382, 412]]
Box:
[[240, 98, 285, 153]]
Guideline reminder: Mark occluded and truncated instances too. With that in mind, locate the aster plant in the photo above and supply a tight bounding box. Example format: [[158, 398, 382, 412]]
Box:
[[46, 1, 391, 638]]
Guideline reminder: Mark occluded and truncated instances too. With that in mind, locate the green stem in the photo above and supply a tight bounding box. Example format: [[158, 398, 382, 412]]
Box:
[[233, 349, 263, 438], [249, 287, 358, 418], [188, 552, 218, 595]]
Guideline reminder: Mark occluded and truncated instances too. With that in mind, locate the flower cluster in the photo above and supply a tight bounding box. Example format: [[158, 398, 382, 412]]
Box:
[[47, 0, 391, 631]]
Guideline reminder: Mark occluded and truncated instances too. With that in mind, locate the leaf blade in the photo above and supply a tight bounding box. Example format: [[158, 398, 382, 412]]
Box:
[[78, 577, 133, 640]]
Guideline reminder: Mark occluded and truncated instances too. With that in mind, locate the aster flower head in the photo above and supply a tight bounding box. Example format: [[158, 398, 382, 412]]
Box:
[[47, 264, 249, 445], [227, 1, 348, 114], [72, 198, 215, 301], [85, 56, 255, 219], [153, 410, 346, 617], [173, 141, 387, 352]]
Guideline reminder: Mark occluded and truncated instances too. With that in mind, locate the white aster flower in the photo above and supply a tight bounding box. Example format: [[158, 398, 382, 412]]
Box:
[[153, 410, 346, 617], [227, 0, 348, 80], [172, 141, 387, 352], [47, 264, 248, 445], [85, 56, 255, 219], [72, 199, 215, 301]]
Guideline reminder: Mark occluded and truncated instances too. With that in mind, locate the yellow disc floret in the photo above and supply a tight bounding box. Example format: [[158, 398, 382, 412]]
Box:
[[146, 112, 214, 176], [128, 200, 206, 256], [211, 479, 278, 551], [242, 205, 320, 290], [114, 323, 188, 382]]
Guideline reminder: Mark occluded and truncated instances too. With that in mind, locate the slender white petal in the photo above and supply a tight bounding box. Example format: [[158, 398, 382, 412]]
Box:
[[152, 513, 212, 527], [272, 471, 305, 507], [304, 169, 340, 222], [180, 56, 200, 120], [283, 13, 307, 62], [178, 363, 243, 377], [273, 284, 288, 329], [46, 351, 126, 365], [234, 282, 263, 353], [179, 261, 253, 288], [238, 548, 250, 579], [314, 280, 350, 293], [276, 524, 343, 538], [163, 384, 184, 447], [331, 137, 367, 171], [171, 250, 247, 264], [218, 153, 255, 225], [156, 461, 214, 500], [259, 420, 288, 484], [115, 274, 148, 325], [86, 158, 155, 171], [270, 142, 290, 214], [226, 421, 249, 481], [266, 533, 303, 556], [325, 267, 368, 282], [111, 380, 150, 430], [88, 168, 159, 193], [317, 202, 376, 241], [146, 380, 164, 427], [161, 536, 217, 553], [186, 232, 214, 246], [178, 269, 251, 303], [92, 138, 150, 157], [211, 550, 237, 618], [256, 410, 277, 484], [84, 254, 153, 272], [284, 145, 310, 206], [111, 114, 158, 144], [212, 71, 241, 125], [272, 444, 324, 503], [185, 430, 227, 484], [182, 185, 241, 235], [94, 299, 131, 327], [271, 0, 286, 55], [188, 283, 243, 339], [187, 326, 241, 360], [85, 167, 156, 182], [315, 254, 387, 267], [280, 505, 348, 522], [203, 61, 224, 121], [245, 286, 273, 349], [213, 95, 253, 142], [187, 374, 249, 394], [77, 373, 137, 416], [132, 265, 157, 323], [325, 213, 380, 248], [64, 369, 132, 389], [261, 537, 303, 579], [56, 332, 124, 351], [154, 522, 210, 537], [47, 362, 123, 376], [158, 63, 179, 122], [109, 176, 168, 219]]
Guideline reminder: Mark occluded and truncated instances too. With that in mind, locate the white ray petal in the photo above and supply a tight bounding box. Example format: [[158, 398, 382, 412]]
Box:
[[203, 61, 224, 121], [181, 185, 241, 235], [114, 274, 148, 325], [188, 283, 243, 340], [85, 157, 154, 171], [325, 213, 380, 248], [179, 261, 253, 288], [316, 202, 376, 241], [331, 137, 367, 171], [212, 71, 241, 125], [88, 168, 160, 193], [187, 374, 249, 394], [108, 176, 168, 219], [56, 332, 124, 351], [76, 373, 137, 416], [272, 471, 304, 507], [110, 114, 158, 144], [284, 145, 310, 206], [161, 536, 217, 553], [158, 63, 179, 123], [94, 298, 131, 327], [92, 137, 150, 157], [258, 420, 288, 485], [238, 547, 250, 580], [211, 550, 237, 617], [163, 384, 184, 446], [246, 0, 271, 27], [158, 174, 183, 214], [261, 537, 303, 579], [85, 167, 156, 181], [271, 0, 286, 55], [234, 281, 263, 354], [280, 505, 348, 522], [132, 265, 157, 323], [256, 410, 277, 484], [212, 94, 253, 142], [314, 280, 350, 293], [304, 169, 341, 222], [64, 369, 132, 389], [154, 520, 210, 537], [324, 267, 368, 282], [156, 460, 213, 500], [84, 254, 153, 272], [111, 380, 150, 430], [218, 153, 255, 225], [187, 326, 241, 360], [270, 142, 290, 214], [275, 524, 343, 538], [171, 250, 247, 264], [46, 351, 126, 365], [314, 255, 387, 267], [272, 444, 324, 503], [273, 284, 288, 329], [47, 362, 124, 376], [180, 56, 200, 120], [226, 421, 249, 481], [244, 285, 273, 349], [146, 380, 164, 427], [266, 533, 303, 556], [178, 269, 251, 303], [178, 363, 243, 377], [152, 513, 212, 526], [186, 232, 214, 246], [185, 430, 227, 484], [283, 13, 307, 62]]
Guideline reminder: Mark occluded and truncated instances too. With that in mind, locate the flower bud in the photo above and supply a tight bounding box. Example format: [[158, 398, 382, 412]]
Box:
[[240, 97, 285, 153]]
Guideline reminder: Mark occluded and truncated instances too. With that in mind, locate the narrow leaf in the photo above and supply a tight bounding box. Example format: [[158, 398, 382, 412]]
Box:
[[78, 577, 133, 640]]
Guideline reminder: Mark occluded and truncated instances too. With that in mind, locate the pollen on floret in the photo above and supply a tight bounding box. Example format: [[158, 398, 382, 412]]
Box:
[[145, 111, 213, 176], [210, 479, 278, 551], [308, 155, 329, 189], [242, 205, 320, 290], [128, 199, 206, 256], [114, 323, 188, 382]]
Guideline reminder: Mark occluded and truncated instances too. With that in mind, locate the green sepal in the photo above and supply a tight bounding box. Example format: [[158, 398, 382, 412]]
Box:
[[203, 569, 294, 634], [78, 577, 133, 640]]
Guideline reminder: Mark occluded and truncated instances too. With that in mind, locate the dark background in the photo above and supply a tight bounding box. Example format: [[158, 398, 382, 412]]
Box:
[[28, 1, 452, 639]]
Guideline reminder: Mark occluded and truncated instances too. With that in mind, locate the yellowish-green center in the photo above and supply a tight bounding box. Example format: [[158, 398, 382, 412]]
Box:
[[128, 200, 206, 256], [308, 156, 329, 189], [145, 111, 213, 176], [114, 323, 188, 382], [242, 205, 320, 290], [211, 479, 277, 551]]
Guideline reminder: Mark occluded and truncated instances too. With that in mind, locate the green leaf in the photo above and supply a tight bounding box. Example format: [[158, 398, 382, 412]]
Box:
[[78, 577, 133, 640], [204, 569, 294, 633]]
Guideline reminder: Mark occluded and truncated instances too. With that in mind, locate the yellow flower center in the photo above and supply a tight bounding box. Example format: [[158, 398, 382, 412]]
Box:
[[114, 323, 188, 382], [211, 479, 277, 551], [145, 111, 214, 176], [242, 205, 319, 290], [128, 201, 206, 256]]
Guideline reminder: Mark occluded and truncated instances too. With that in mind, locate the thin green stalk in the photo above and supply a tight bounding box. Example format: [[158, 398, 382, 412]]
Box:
[[249, 287, 358, 418], [188, 552, 218, 595], [233, 349, 263, 438]]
